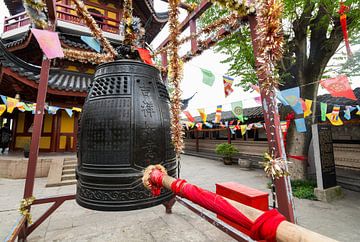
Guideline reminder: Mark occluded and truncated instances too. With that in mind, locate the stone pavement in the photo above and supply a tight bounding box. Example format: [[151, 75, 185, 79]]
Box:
[[1, 155, 360, 241]]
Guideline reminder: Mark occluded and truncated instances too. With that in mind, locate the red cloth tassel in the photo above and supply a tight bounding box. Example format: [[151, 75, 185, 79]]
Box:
[[339, 2, 353, 58], [170, 178, 286, 242]]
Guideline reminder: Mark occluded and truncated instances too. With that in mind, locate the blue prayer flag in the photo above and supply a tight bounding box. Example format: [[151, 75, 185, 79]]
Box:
[[294, 118, 307, 133], [280, 87, 303, 115], [81, 36, 101, 53]]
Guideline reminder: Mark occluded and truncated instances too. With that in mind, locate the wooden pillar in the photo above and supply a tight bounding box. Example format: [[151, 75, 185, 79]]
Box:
[[227, 128, 231, 144], [248, 16, 295, 222], [195, 130, 199, 152], [189, 19, 198, 53]]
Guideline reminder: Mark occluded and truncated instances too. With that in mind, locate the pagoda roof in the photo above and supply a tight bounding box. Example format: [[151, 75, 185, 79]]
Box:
[[0, 40, 91, 94]]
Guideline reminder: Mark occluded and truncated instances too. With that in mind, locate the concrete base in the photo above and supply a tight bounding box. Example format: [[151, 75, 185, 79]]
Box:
[[0, 158, 51, 178], [314, 186, 343, 202]]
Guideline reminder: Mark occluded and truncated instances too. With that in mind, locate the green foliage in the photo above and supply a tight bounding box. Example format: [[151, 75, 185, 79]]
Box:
[[215, 143, 238, 158], [291, 180, 317, 200]]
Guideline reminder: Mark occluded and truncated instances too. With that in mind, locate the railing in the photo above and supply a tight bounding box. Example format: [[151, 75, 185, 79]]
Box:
[[3, 3, 120, 34]]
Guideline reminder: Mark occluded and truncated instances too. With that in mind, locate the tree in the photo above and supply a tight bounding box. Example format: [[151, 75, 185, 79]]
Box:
[[187, 0, 360, 179]]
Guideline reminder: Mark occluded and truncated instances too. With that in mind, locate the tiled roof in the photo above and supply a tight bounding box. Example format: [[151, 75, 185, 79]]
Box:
[[0, 40, 91, 93]]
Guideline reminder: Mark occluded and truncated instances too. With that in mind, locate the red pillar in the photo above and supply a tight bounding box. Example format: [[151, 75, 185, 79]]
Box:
[[23, 57, 51, 198], [189, 19, 198, 53], [248, 16, 295, 222]]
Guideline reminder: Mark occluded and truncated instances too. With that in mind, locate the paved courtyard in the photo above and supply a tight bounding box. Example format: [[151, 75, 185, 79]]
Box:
[[1, 155, 360, 241]]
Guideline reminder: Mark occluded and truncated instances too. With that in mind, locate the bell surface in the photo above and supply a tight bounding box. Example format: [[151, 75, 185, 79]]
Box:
[[76, 60, 177, 211]]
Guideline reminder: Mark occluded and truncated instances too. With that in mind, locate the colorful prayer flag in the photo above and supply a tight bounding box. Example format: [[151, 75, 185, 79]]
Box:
[[280, 87, 303, 115], [326, 105, 343, 126], [183, 111, 195, 122], [201, 68, 215, 87], [240, 125, 247, 136], [320, 75, 356, 100], [253, 123, 263, 128], [344, 106, 355, 120], [196, 123, 203, 130], [304, 99, 313, 118], [275, 88, 289, 106], [205, 122, 213, 128], [137, 48, 154, 65], [197, 108, 207, 123], [16, 102, 26, 112], [80, 36, 101, 53], [0, 104, 6, 116], [247, 123, 254, 130], [320, 103, 327, 121], [280, 121, 288, 133], [294, 118, 307, 133], [231, 101, 244, 122], [65, 108, 73, 117], [223, 76, 234, 98], [72, 107, 82, 112], [214, 105, 222, 123], [356, 105, 360, 115], [6, 97, 18, 113], [48, 106, 60, 115], [0, 95, 7, 104], [31, 29, 64, 59]]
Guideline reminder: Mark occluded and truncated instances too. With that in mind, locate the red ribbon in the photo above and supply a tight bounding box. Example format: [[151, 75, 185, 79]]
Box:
[[287, 154, 307, 161]]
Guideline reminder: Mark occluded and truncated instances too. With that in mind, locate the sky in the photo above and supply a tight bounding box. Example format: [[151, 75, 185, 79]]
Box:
[[0, 0, 358, 116]]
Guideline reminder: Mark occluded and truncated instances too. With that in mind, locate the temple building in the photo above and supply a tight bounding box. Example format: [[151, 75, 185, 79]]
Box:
[[0, 0, 168, 152]]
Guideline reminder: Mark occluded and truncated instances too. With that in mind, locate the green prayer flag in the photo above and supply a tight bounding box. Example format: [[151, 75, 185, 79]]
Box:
[[320, 102, 327, 121], [231, 101, 244, 122], [201, 68, 215, 86]]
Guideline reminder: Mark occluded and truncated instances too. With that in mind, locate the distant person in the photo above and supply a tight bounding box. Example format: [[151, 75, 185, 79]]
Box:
[[0, 123, 11, 154]]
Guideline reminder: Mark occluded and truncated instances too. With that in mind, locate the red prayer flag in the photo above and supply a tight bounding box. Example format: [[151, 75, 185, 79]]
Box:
[[137, 48, 154, 65], [338, 2, 353, 57], [320, 75, 356, 100], [183, 111, 195, 122], [31, 29, 64, 59]]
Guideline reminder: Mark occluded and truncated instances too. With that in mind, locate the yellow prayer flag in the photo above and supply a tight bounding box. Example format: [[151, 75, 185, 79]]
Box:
[[72, 107, 82, 112], [326, 113, 343, 126], [0, 104, 6, 116], [6, 97, 18, 113], [240, 125, 247, 136], [197, 108, 207, 123], [304, 99, 312, 118]]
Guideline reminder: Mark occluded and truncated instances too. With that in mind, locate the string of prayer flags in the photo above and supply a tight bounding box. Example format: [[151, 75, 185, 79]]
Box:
[[137, 48, 154, 65], [214, 105, 222, 123], [201, 68, 215, 87], [197, 108, 207, 123], [31, 29, 64, 59], [344, 106, 356, 120], [294, 118, 307, 132], [65, 108, 73, 117], [326, 105, 343, 126], [80, 36, 101, 53], [0, 95, 7, 104], [231, 101, 244, 122], [303, 99, 313, 118], [6, 97, 18, 113], [320, 103, 327, 121], [0, 105, 6, 116], [280, 87, 303, 115], [183, 111, 195, 122], [320, 75, 356, 100], [223, 76, 234, 98], [338, 2, 353, 58]]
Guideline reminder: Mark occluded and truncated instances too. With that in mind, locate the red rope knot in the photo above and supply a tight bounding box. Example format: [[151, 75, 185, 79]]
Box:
[[142, 165, 167, 196], [250, 209, 286, 242], [170, 178, 187, 195]]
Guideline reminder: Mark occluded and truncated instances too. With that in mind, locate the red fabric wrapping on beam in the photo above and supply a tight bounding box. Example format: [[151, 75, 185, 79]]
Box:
[[149, 169, 285, 241]]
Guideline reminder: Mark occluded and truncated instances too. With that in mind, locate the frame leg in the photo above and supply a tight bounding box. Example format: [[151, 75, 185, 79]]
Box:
[[163, 196, 176, 214]]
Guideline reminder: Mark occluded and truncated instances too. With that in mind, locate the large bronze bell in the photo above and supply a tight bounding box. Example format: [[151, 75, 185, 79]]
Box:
[[76, 60, 177, 211]]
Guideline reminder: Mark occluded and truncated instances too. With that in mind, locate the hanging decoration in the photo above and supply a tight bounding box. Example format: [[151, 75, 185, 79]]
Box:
[[0, 105, 6, 116], [255, 0, 284, 92], [280, 87, 303, 115], [356, 105, 360, 115], [344, 106, 356, 120], [72, 107, 82, 112], [6, 97, 19, 113], [214, 105, 222, 123], [16, 102, 26, 112], [320, 75, 357, 100], [338, 2, 353, 58], [137, 48, 154, 65], [23, 0, 48, 29], [65, 108, 73, 118], [63, 49, 113, 64], [294, 118, 307, 133], [303, 99, 313, 118], [31, 29, 64, 59], [320, 102, 327, 121], [262, 153, 290, 179], [72, 0, 117, 58], [47, 106, 60, 115], [210, 0, 257, 15], [168, 0, 184, 156], [19, 196, 36, 224], [196, 123, 203, 130], [0, 95, 7, 105], [326, 105, 343, 126], [201, 68, 216, 87], [240, 125, 247, 136], [197, 108, 207, 123], [223, 76, 234, 98]]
